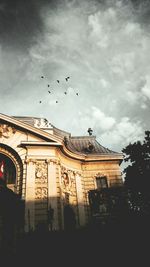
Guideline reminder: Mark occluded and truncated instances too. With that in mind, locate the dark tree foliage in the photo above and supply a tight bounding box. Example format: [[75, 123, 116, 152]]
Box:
[[121, 131, 150, 223], [122, 131, 150, 194]]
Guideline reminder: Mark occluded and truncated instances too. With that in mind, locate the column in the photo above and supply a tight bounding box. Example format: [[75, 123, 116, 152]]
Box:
[[25, 159, 36, 232], [76, 173, 86, 227], [47, 159, 59, 230]]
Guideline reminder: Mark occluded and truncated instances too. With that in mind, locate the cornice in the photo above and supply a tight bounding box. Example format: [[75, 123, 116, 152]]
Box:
[[20, 141, 62, 147]]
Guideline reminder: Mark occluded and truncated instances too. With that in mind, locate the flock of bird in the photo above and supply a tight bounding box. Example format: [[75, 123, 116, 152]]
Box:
[[39, 76, 79, 104]]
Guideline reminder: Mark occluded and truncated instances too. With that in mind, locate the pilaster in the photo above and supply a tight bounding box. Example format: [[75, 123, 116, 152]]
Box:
[[25, 159, 36, 232], [47, 159, 59, 230], [76, 172, 86, 226]]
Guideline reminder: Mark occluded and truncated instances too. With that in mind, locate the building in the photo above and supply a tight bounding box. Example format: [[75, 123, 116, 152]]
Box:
[[0, 113, 123, 231]]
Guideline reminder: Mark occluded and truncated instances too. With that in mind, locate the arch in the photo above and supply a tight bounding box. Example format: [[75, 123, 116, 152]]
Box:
[[0, 153, 16, 184], [0, 143, 23, 196]]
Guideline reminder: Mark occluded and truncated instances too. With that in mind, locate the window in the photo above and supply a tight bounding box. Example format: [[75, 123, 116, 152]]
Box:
[[96, 176, 108, 190]]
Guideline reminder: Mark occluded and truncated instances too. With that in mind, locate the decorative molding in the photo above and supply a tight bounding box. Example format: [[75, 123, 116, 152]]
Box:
[[35, 161, 48, 200], [0, 124, 16, 139], [35, 187, 48, 200], [93, 172, 108, 190], [34, 118, 51, 128], [60, 166, 76, 195], [24, 158, 37, 164], [76, 171, 82, 176], [20, 141, 61, 147], [35, 161, 48, 184], [0, 144, 23, 195], [46, 158, 60, 165], [94, 172, 107, 179]]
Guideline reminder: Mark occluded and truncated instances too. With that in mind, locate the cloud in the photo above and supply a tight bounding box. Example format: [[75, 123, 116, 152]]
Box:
[[141, 77, 150, 100], [91, 107, 116, 130], [69, 106, 143, 152], [0, 0, 150, 155], [100, 117, 144, 151], [126, 90, 140, 105], [0, 0, 45, 51], [70, 106, 116, 136]]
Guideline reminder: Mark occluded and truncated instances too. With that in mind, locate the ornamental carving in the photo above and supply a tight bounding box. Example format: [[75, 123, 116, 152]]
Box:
[[34, 118, 51, 128], [61, 166, 76, 195], [35, 161, 48, 200], [0, 124, 16, 139], [35, 187, 48, 200], [46, 159, 60, 165], [25, 158, 36, 164], [35, 161, 48, 184]]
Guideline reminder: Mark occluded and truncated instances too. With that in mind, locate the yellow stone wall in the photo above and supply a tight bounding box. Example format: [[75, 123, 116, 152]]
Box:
[[0, 122, 123, 231]]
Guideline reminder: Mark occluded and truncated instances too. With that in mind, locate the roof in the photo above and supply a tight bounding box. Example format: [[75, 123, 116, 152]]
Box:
[[13, 116, 71, 137], [65, 136, 118, 155], [11, 116, 121, 156]]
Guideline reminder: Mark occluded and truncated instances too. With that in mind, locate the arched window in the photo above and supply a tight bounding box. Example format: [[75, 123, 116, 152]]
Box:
[[96, 176, 108, 190], [0, 153, 16, 185]]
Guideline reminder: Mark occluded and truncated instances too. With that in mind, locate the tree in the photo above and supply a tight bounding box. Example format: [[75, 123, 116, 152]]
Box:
[[122, 131, 150, 194]]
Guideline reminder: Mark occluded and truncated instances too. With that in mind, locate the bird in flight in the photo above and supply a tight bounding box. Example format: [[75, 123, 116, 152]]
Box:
[[41, 76, 44, 79], [39, 101, 42, 103], [56, 100, 58, 103], [65, 76, 70, 81], [64, 92, 67, 95], [48, 91, 51, 94], [47, 84, 50, 87], [57, 80, 60, 83], [76, 93, 79, 96]]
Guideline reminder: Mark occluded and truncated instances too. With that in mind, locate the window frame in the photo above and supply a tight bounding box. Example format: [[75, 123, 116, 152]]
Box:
[[95, 176, 108, 190]]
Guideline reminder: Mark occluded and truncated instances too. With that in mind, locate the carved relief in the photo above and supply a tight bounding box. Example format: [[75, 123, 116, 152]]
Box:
[[35, 161, 48, 200], [34, 118, 51, 128], [0, 124, 16, 138], [35, 187, 48, 200], [25, 158, 36, 164], [35, 161, 47, 184], [61, 166, 76, 195], [46, 158, 60, 165]]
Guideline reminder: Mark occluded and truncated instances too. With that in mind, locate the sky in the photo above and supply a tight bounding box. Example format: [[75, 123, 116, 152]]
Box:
[[0, 0, 150, 158]]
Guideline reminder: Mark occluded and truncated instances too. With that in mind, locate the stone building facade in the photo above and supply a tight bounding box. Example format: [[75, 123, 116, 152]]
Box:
[[0, 113, 123, 231]]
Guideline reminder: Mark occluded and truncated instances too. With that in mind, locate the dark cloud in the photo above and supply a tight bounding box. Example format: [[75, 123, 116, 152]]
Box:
[[0, 0, 44, 51], [0, 0, 150, 154], [130, 0, 150, 23], [0, 0, 71, 51], [121, 0, 150, 26], [1, 0, 149, 53]]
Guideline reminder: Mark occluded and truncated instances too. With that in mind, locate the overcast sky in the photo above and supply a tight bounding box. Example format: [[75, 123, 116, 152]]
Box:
[[0, 0, 150, 156]]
